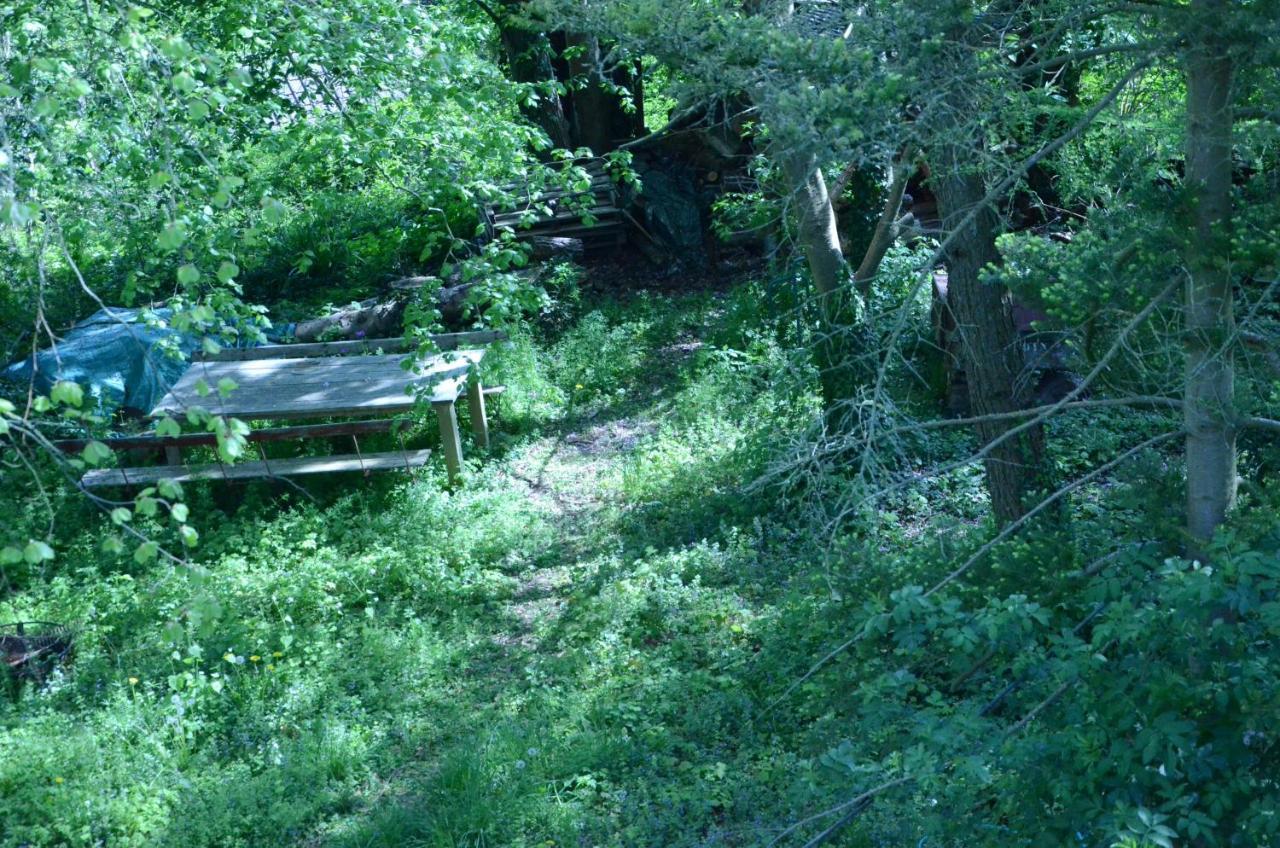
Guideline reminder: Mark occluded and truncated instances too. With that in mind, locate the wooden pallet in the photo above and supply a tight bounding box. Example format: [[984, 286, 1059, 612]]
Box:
[[81, 449, 432, 488], [485, 159, 627, 253]]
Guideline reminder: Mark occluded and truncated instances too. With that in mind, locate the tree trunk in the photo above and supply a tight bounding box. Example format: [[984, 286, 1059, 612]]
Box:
[[779, 152, 865, 420], [564, 33, 639, 153], [497, 1, 572, 149], [932, 150, 1051, 529], [1182, 0, 1236, 545], [853, 152, 914, 297]]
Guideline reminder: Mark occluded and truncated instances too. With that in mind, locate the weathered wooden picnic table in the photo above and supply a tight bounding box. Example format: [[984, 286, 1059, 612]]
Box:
[[78, 333, 503, 488]]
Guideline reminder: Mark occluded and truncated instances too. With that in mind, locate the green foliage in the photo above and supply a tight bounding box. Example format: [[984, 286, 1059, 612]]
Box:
[[3, 282, 1279, 847]]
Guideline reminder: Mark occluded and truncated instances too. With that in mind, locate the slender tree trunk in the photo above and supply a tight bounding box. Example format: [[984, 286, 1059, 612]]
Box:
[[1183, 0, 1236, 545], [854, 152, 914, 297], [932, 149, 1051, 528], [780, 151, 864, 417]]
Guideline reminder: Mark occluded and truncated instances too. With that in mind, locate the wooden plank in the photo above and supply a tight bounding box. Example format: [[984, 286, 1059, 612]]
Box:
[[81, 449, 432, 489], [55, 419, 403, 453], [432, 400, 463, 484], [177, 354, 415, 382], [151, 351, 484, 420], [466, 378, 489, 449], [158, 359, 474, 409], [198, 330, 507, 363], [492, 205, 621, 226]]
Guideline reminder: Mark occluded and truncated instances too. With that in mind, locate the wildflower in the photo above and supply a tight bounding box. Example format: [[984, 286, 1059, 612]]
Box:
[[223, 652, 235, 662], [250, 655, 260, 662], [272, 651, 283, 658], [575, 384, 584, 389], [54, 777, 64, 784], [128, 677, 139, 686], [266, 664, 275, 672]]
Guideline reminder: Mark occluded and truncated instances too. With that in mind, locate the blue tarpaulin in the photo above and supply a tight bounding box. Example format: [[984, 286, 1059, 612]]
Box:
[[3, 308, 199, 414]]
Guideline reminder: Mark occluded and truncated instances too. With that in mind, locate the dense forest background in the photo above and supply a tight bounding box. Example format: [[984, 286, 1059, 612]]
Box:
[[1, 0, 1278, 845]]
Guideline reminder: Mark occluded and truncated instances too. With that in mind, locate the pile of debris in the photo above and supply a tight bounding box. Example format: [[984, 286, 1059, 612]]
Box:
[[484, 159, 627, 254]]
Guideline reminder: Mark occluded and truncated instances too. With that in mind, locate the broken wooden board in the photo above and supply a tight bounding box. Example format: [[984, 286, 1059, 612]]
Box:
[[81, 449, 431, 489]]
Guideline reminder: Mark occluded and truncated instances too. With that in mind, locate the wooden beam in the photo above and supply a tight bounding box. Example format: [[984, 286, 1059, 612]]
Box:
[[80, 449, 432, 489], [466, 378, 490, 449], [197, 330, 507, 362], [432, 399, 464, 484], [54, 419, 404, 454]]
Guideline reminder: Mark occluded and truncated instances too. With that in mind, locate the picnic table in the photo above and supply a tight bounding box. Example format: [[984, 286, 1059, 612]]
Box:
[[77, 332, 504, 488]]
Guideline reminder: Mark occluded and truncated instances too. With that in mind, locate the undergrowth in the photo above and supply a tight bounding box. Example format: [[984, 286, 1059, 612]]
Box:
[[2, 282, 1277, 848]]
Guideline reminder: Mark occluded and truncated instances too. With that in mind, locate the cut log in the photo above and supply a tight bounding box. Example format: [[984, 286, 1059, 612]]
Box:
[[293, 299, 407, 343], [528, 236, 585, 260]]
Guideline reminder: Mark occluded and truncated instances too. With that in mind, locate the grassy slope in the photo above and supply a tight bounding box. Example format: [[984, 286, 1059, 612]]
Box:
[[6, 280, 1256, 847], [0, 287, 850, 847]]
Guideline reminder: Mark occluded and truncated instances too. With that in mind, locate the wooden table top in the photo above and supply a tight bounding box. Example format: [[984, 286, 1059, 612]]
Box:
[[149, 349, 485, 421]]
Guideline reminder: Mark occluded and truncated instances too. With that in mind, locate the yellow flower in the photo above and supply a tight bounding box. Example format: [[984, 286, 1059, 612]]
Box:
[[54, 777, 64, 785], [266, 664, 275, 672], [575, 384, 584, 389], [223, 653, 235, 662], [271, 651, 283, 658], [128, 677, 139, 686], [250, 655, 260, 662]]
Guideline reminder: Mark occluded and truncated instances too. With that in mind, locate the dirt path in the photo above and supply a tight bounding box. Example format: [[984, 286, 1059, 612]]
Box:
[[491, 416, 657, 650]]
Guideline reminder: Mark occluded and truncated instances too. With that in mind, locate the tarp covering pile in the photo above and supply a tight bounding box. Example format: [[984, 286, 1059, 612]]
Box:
[[3, 308, 199, 414]]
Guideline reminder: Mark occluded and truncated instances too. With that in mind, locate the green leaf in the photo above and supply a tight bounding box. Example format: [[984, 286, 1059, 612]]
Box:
[[171, 503, 189, 522], [177, 263, 201, 285], [155, 417, 181, 438], [157, 479, 183, 500], [194, 378, 210, 397], [216, 377, 238, 398], [82, 440, 112, 466], [136, 496, 159, 517], [216, 261, 239, 283], [187, 98, 210, 121], [23, 540, 55, 564], [134, 541, 159, 564], [102, 535, 125, 555], [0, 547, 22, 565], [110, 507, 132, 525], [261, 197, 288, 225], [1, 198, 35, 228], [158, 221, 187, 251], [179, 525, 199, 547], [51, 381, 84, 408]]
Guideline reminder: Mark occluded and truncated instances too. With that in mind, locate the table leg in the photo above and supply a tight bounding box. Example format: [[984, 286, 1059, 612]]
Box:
[[433, 399, 464, 484], [466, 378, 489, 449]]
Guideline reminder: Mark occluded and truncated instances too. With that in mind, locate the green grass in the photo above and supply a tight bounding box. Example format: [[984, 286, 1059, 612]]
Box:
[[0, 288, 832, 847], [3, 283, 1276, 847]]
